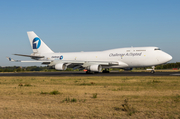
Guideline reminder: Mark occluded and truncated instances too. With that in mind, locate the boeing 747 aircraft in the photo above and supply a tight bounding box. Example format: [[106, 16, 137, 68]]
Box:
[[7, 31, 172, 74]]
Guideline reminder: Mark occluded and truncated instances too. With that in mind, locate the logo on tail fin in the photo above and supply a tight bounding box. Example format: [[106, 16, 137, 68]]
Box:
[[33, 37, 41, 49]]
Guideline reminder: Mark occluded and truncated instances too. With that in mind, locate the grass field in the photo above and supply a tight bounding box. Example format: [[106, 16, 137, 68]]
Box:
[[0, 76, 180, 119]]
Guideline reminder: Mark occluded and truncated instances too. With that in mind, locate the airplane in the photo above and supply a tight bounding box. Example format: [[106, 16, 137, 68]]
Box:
[[7, 31, 172, 74]]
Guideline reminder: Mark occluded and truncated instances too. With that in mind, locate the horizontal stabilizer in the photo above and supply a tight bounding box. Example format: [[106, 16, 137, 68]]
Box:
[[14, 54, 44, 58]]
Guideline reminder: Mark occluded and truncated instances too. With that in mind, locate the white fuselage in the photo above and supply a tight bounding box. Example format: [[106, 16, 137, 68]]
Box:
[[39, 47, 172, 68]]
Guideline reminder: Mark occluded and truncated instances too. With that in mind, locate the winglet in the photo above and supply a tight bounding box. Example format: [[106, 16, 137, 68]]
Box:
[[6, 57, 20, 62], [7, 57, 14, 62]]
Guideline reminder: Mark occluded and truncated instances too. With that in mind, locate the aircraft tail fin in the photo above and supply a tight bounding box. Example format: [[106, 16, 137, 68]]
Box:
[[27, 31, 54, 54]]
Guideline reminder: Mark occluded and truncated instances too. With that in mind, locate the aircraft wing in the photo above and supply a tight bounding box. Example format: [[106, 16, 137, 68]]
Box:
[[6, 57, 51, 63], [7, 57, 128, 69], [49, 60, 128, 68]]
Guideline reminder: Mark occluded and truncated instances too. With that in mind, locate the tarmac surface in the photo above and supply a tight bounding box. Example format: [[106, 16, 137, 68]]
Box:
[[0, 71, 180, 77]]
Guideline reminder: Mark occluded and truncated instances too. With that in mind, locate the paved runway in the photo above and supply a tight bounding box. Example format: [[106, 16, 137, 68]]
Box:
[[0, 71, 180, 77]]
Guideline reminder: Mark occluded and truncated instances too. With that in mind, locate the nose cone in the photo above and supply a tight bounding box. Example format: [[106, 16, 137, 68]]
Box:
[[157, 52, 172, 63], [166, 54, 172, 62]]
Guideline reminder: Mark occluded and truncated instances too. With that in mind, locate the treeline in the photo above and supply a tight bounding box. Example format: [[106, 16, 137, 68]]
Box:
[[0, 62, 179, 72], [0, 66, 78, 72], [0, 66, 48, 72], [155, 62, 180, 69], [132, 62, 180, 70]]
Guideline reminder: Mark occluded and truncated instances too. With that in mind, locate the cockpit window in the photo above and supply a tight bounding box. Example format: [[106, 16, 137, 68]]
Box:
[[154, 48, 161, 50]]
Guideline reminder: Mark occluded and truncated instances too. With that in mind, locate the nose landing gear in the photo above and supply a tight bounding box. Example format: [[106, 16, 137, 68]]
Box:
[[151, 66, 155, 74]]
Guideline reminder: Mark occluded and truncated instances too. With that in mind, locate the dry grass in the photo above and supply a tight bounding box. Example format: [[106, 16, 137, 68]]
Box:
[[0, 76, 180, 118]]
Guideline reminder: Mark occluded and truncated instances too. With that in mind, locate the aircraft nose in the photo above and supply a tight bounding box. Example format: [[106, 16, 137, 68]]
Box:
[[166, 54, 172, 62], [156, 52, 172, 63]]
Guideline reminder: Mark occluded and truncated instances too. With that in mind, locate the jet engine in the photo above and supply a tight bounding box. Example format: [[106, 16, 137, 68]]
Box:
[[89, 65, 102, 72], [55, 63, 67, 70]]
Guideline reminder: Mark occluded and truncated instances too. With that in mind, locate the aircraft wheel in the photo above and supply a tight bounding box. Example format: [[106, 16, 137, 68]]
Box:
[[150, 70, 155, 74], [94, 72, 99, 74], [86, 71, 94, 74], [102, 70, 110, 73]]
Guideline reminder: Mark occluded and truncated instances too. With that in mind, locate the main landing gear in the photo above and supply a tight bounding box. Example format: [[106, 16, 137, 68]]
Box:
[[102, 68, 110, 73], [86, 70, 94, 74], [86, 68, 110, 74], [151, 66, 155, 74], [86, 70, 99, 74]]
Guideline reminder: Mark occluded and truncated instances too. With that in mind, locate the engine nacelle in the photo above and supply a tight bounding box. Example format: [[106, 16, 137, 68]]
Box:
[[55, 63, 67, 70], [89, 65, 102, 72]]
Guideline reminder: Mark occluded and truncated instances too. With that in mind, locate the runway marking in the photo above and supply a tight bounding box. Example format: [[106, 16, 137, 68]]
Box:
[[170, 73, 180, 76]]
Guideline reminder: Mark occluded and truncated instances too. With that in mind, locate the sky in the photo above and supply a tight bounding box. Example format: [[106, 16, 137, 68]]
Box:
[[0, 0, 180, 66]]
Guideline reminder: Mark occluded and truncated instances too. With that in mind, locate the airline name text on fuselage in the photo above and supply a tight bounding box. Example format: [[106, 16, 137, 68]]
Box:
[[51, 56, 60, 58], [109, 52, 142, 57]]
